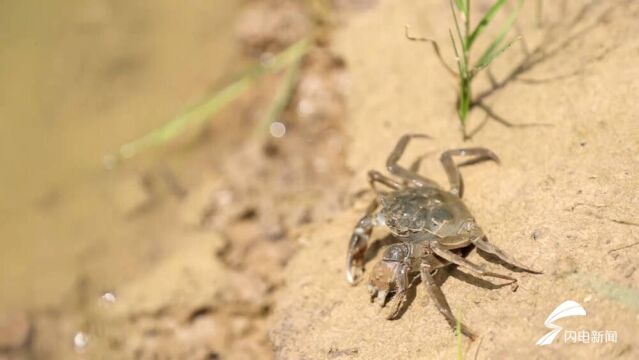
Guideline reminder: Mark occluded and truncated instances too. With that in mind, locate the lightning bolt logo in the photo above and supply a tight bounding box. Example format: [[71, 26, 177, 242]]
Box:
[[536, 300, 587, 346]]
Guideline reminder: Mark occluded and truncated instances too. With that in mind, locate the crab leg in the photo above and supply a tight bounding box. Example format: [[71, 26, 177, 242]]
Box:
[[430, 241, 516, 282], [464, 224, 542, 274], [420, 261, 477, 340], [440, 148, 500, 197], [368, 170, 401, 193], [346, 199, 379, 284], [386, 133, 440, 188], [470, 237, 543, 274]]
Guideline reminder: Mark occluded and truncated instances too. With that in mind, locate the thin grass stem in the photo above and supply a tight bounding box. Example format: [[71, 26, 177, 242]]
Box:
[[106, 38, 310, 166]]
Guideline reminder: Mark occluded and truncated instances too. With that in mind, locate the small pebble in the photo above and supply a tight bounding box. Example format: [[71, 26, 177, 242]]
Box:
[[531, 229, 541, 240]]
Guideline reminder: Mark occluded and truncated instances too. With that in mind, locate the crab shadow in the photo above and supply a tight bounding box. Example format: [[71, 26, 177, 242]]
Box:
[[364, 236, 516, 320]]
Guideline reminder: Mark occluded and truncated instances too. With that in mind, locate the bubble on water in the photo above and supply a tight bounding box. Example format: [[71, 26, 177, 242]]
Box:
[[98, 291, 117, 310], [100, 291, 117, 304], [269, 121, 286, 138], [73, 331, 89, 352]]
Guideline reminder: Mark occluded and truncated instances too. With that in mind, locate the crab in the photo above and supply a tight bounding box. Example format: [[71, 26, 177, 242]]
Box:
[[346, 134, 541, 339]]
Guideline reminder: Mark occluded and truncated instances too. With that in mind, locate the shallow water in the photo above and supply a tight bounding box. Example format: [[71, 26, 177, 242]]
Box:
[[0, 0, 243, 310]]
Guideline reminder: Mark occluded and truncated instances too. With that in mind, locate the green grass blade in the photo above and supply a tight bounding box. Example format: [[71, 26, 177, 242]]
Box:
[[456, 310, 463, 360], [255, 52, 304, 136], [454, 0, 467, 15], [472, 35, 520, 75], [449, 29, 470, 124], [106, 38, 310, 164], [467, 0, 507, 49], [449, 0, 468, 70], [449, 29, 465, 78], [473, 0, 522, 73]]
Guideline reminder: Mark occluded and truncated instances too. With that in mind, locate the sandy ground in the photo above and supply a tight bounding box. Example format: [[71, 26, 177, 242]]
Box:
[[270, 1, 639, 359], [1, 1, 638, 359]]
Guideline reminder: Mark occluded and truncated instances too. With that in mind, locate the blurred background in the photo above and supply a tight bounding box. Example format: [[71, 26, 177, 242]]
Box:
[[1, 0, 242, 307], [3, 0, 638, 359], [0, 0, 357, 358]]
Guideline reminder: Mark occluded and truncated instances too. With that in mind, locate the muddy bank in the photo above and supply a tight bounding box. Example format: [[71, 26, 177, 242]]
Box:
[[0, 0, 347, 359]]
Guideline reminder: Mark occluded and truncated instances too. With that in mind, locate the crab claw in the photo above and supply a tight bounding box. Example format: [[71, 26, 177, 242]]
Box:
[[346, 233, 368, 284], [385, 290, 408, 319], [368, 255, 412, 318], [369, 286, 388, 308], [368, 260, 400, 308], [346, 253, 364, 284]]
